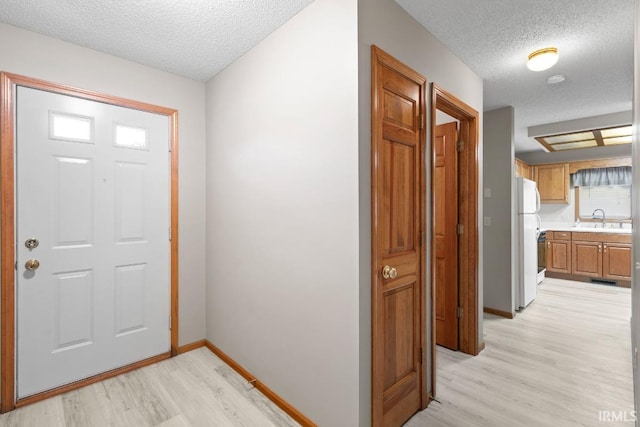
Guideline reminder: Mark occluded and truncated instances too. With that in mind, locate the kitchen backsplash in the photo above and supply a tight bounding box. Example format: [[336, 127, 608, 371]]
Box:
[[537, 186, 632, 230], [538, 187, 576, 228]]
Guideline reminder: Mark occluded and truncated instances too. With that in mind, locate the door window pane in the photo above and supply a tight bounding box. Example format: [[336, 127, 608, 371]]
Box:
[[49, 112, 94, 143], [114, 124, 148, 150]]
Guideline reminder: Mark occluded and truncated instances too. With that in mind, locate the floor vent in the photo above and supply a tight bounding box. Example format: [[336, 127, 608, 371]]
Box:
[[590, 278, 616, 286]]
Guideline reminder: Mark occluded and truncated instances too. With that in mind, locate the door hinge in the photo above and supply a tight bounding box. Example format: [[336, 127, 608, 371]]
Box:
[[169, 315, 172, 330], [419, 347, 423, 362], [14, 261, 17, 271], [420, 113, 425, 130], [456, 224, 464, 235], [169, 227, 172, 241], [457, 307, 463, 318], [457, 140, 465, 152]]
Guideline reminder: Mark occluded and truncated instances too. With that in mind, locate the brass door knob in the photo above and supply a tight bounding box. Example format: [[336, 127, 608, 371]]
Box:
[[382, 265, 397, 279], [25, 259, 40, 271]]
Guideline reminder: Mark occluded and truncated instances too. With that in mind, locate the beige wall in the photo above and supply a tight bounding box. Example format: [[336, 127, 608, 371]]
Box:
[[205, 0, 360, 425], [0, 22, 207, 346], [358, 0, 484, 422], [1, 1, 487, 423]]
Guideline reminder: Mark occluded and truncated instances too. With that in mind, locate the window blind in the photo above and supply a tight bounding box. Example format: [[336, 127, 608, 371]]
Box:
[[578, 185, 631, 219]]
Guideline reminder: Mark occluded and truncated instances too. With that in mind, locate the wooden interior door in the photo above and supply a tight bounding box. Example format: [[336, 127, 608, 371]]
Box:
[[433, 122, 459, 350], [371, 46, 426, 427], [429, 85, 480, 400]]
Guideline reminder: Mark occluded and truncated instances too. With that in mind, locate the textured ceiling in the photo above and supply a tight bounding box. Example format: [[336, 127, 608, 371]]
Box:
[[0, 0, 633, 155], [0, 0, 313, 82], [396, 0, 634, 154]]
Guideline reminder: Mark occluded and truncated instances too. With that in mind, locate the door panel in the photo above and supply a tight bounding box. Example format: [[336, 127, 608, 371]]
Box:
[[115, 162, 146, 241], [547, 240, 571, 273], [54, 270, 93, 351], [383, 282, 416, 390], [16, 86, 170, 398], [571, 241, 602, 277], [54, 157, 93, 246], [434, 122, 458, 350], [372, 46, 426, 427], [384, 140, 415, 254], [603, 243, 632, 280]]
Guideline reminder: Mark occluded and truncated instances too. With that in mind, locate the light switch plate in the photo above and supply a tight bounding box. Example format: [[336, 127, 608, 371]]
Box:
[[484, 188, 491, 198]]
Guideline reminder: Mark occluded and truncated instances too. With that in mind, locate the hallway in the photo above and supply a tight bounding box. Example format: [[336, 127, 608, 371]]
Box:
[[407, 278, 634, 426]]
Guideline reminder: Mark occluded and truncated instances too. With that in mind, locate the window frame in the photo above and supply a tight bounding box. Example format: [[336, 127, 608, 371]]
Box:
[[574, 186, 632, 223]]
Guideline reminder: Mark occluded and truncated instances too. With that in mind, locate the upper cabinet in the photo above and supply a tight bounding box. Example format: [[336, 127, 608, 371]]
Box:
[[517, 157, 629, 206], [514, 158, 534, 180], [534, 163, 570, 204]]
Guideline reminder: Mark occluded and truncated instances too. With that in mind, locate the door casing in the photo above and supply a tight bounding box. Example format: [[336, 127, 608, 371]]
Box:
[[430, 84, 480, 398], [0, 72, 180, 412]]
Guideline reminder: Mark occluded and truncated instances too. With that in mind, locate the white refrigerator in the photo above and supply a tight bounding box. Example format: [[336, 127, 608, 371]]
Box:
[[516, 177, 541, 309]]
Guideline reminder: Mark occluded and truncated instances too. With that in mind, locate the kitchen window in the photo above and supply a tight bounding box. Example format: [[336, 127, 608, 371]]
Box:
[[576, 185, 631, 220], [572, 166, 632, 221]]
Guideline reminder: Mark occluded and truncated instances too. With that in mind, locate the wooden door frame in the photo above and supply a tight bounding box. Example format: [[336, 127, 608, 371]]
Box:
[[370, 46, 427, 425], [429, 84, 480, 397], [0, 72, 179, 412]]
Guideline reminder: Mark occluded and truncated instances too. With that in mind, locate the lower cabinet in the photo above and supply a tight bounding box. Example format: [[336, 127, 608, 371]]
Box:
[[547, 239, 571, 274], [571, 241, 602, 277], [546, 231, 572, 274], [571, 232, 632, 282], [546, 231, 633, 284], [603, 243, 632, 280]]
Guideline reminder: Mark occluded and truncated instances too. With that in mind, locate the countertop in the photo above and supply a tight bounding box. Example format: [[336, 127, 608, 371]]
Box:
[[542, 226, 632, 234]]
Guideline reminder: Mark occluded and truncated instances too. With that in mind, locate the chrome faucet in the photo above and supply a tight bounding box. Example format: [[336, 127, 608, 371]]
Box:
[[592, 209, 606, 228]]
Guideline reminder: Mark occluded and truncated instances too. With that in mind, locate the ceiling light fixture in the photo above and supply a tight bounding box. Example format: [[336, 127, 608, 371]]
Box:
[[527, 47, 559, 71]]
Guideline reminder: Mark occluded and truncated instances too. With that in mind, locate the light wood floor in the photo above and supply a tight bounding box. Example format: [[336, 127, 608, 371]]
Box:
[[2, 278, 633, 427], [0, 347, 299, 427], [407, 278, 634, 427]]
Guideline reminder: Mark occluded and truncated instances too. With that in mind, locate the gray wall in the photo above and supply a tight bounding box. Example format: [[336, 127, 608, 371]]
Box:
[[0, 23, 207, 346], [483, 107, 515, 314], [359, 0, 484, 421], [205, 1, 360, 425], [632, 0, 640, 416]]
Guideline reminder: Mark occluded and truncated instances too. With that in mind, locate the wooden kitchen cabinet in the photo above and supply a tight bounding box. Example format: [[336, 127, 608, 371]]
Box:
[[546, 231, 571, 274], [534, 163, 569, 204], [603, 243, 632, 280], [515, 158, 533, 180], [546, 230, 632, 285], [571, 241, 602, 277], [571, 232, 632, 282]]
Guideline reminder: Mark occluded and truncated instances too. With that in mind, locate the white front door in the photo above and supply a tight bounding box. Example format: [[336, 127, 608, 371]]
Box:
[[16, 86, 170, 398]]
